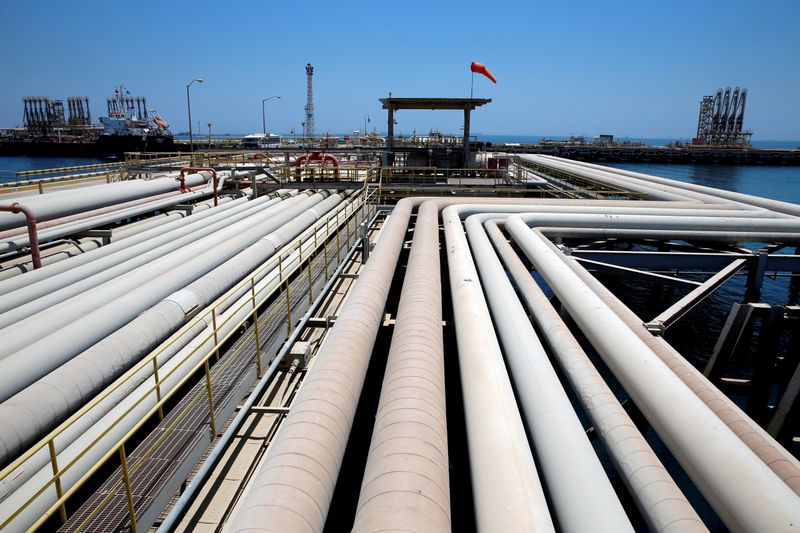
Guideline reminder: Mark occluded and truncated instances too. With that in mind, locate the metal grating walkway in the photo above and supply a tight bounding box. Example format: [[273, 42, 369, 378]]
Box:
[[60, 225, 354, 532]]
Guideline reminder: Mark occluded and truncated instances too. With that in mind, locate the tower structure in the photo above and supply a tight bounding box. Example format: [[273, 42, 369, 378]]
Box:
[[695, 86, 751, 145], [304, 63, 314, 139]]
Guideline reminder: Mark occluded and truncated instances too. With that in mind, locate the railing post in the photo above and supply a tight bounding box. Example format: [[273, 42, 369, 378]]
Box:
[[284, 276, 292, 328], [251, 278, 262, 377], [211, 308, 220, 361], [118, 444, 138, 533], [204, 359, 217, 437], [336, 213, 341, 263], [323, 219, 330, 279], [152, 358, 164, 421], [307, 252, 313, 304], [48, 440, 68, 523]]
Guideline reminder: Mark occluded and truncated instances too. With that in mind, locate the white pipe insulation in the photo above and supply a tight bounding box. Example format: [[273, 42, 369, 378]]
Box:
[[483, 219, 707, 533], [225, 198, 779, 533], [505, 215, 800, 532], [0, 172, 210, 232], [226, 198, 416, 533], [0, 194, 347, 466], [541, 230, 800, 493], [0, 192, 292, 326], [463, 213, 634, 533], [351, 202, 451, 533], [540, 155, 800, 218], [0, 192, 353, 532], [0, 192, 325, 401], [0, 189, 263, 296]]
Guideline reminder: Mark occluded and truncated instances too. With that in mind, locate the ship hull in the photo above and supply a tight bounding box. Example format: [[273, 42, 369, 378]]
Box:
[[0, 135, 177, 157]]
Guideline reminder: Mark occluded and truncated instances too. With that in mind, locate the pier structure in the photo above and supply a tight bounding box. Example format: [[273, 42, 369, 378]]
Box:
[[0, 151, 798, 532]]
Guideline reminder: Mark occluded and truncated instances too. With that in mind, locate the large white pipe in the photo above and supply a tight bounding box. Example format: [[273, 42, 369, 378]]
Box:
[[506, 215, 800, 532], [224, 198, 785, 533], [523, 155, 769, 209], [442, 204, 555, 532], [231, 199, 666, 532], [0, 189, 253, 295], [0, 193, 290, 327], [550, 156, 800, 218], [226, 198, 413, 533], [0, 195, 351, 530], [0, 238, 103, 278], [0, 194, 343, 464], [483, 220, 707, 533], [464, 214, 633, 532], [351, 201, 451, 533], [541, 231, 800, 494], [0, 172, 209, 231], [0, 193, 325, 401]]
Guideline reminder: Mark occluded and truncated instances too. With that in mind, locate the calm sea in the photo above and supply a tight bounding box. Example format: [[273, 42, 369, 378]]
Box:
[[0, 156, 118, 182]]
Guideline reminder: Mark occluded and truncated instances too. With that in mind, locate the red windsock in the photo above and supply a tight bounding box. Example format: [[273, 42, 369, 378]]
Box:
[[470, 61, 497, 83]]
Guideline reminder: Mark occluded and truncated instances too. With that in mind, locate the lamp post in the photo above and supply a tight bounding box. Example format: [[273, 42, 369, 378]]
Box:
[[186, 78, 204, 154], [261, 95, 281, 135]]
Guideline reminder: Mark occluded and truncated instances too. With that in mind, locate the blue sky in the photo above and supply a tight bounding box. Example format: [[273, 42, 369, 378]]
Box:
[[1, 0, 798, 140]]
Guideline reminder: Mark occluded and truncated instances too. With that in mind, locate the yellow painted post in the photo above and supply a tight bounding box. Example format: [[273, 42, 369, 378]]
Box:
[[284, 276, 292, 327], [336, 215, 341, 263], [307, 249, 313, 304], [204, 359, 217, 437], [251, 278, 262, 377], [48, 441, 68, 523], [211, 308, 220, 361], [118, 444, 138, 533], [152, 358, 164, 421], [323, 220, 330, 279]]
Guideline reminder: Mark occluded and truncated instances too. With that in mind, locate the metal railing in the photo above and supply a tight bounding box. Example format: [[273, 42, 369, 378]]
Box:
[[0, 186, 379, 532]]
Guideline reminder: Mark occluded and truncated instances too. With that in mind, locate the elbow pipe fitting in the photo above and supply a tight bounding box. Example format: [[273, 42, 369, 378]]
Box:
[[180, 167, 218, 206], [0, 203, 41, 269]]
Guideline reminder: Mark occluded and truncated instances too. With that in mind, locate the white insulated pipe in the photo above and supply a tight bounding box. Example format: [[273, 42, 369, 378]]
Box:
[[522, 154, 765, 208], [0, 192, 303, 354], [225, 198, 789, 533], [351, 202, 451, 533], [464, 214, 634, 532], [0, 195, 352, 514], [0, 238, 103, 279], [0, 193, 346, 465], [544, 233, 800, 495], [549, 156, 800, 218], [226, 198, 413, 533], [0, 192, 293, 327], [0, 193, 324, 401], [0, 189, 258, 296], [484, 220, 707, 533], [0, 172, 209, 232], [442, 204, 555, 532], [506, 215, 800, 532]]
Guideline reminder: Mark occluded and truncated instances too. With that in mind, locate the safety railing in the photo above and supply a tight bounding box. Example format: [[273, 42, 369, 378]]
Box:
[[0, 186, 379, 532], [510, 157, 646, 200], [0, 170, 120, 195]]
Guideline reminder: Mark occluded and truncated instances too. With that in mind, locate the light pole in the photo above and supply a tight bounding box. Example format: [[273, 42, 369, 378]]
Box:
[[186, 78, 203, 153], [261, 96, 281, 136]]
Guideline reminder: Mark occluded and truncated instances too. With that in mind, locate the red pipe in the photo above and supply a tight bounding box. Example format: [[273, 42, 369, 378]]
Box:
[[294, 152, 339, 182], [179, 167, 218, 206], [0, 203, 42, 269]]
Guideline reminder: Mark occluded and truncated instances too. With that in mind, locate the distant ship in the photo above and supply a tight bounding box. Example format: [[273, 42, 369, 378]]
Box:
[[0, 85, 176, 157]]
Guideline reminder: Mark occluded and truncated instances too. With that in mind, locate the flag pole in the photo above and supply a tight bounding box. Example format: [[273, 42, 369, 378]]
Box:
[[470, 72, 474, 99]]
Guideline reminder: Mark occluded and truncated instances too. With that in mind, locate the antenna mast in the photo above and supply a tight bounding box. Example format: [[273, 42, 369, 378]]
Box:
[[304, 63, 314, 139]]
